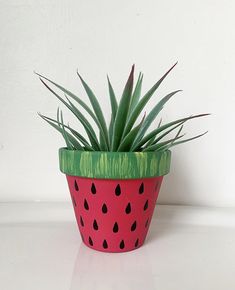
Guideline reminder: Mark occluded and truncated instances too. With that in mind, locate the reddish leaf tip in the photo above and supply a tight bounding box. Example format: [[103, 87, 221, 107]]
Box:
[[130, 64, 135, 77], [168, 62, 178, 73], [76, 70, 82, 78]]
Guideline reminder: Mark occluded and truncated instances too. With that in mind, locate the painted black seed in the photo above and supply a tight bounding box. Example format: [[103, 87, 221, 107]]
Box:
[[81, 233, 84, 242], [113, 222, 119, 233], [74, 180, 79, 191], [125, 203, 131, 214], [102, 203, 108, 214], [144, 200, 149, 211], [89, 236, 93, 246], [91, 183, 96, 194], [115, 184, 121, 196], [84, 199, 89, 210], [72, 196, 77, 207], [119, 240, 125, 249], [103, 239, 108, 249], [93, 219, 98, 230], [135, 238, 139, 248], [145, 218, 149, 228], [80, 216, 84, 227], [139, 182, 144, 194], [131, 221, 137, 231], [102, 203, 108, 213]]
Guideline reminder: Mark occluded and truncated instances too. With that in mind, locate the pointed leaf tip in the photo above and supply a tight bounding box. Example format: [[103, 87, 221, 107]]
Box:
[[127, 65, 135, 84], [76, 70, 82, 80], [171, 61, 178, 68], [107, 74, 111, 84], [129, 65, 135, 78], [166, 62, 178, 73]]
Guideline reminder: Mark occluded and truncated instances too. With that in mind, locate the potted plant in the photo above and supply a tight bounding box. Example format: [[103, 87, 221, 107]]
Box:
[[37, 63, 208, 253]]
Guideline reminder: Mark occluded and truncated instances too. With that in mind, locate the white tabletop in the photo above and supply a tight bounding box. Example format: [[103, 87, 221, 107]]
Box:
[[1, 202, 235, 290]]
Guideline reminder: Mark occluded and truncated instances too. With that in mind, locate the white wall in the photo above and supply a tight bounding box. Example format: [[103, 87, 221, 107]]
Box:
[[0, 0, 234, 206]]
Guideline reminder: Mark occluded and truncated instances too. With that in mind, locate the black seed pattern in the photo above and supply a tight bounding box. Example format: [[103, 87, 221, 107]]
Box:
[[144, 200, 149, 211], [93, 219, 98, 230], [125, 203, 131, 214], [89, 236, 93, 246], [135, 238, 139, 248], [103, 239, 108, 249], [113, 222, 119, 233], [139, 182, 144, 194], [145, 218, 149, 228], [81, 233, 84, 242], [91, 183, 96, 194], [74, 180, 79, 191], [119, 240, 125, 249], [102, 203, 108, 214], [115, 184, 121, 196], [80, 216, 84, 227], [72, 196, 77, 207], [131, 221, 137, 231], [84, 199, 89, 210]]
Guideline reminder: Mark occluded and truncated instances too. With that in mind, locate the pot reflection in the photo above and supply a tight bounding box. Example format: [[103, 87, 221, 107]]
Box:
[[70, 243, 155, 290]]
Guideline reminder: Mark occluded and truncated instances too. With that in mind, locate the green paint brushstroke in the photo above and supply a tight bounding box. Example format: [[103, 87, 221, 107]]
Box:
[[59, 148, 171, 179]]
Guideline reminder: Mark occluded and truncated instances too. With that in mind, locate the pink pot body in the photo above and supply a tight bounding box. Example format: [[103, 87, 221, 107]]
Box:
[[66, 175, 163, 252]]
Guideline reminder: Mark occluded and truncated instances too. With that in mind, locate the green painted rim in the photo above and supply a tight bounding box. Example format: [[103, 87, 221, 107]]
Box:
[[59, 148, 171, 179]]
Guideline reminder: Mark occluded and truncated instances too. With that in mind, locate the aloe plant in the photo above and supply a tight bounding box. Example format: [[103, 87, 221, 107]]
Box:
[[37, 63, 208, 152]]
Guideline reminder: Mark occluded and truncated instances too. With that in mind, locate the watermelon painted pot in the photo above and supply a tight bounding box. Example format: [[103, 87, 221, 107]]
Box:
[[59, 148, 171, 253]]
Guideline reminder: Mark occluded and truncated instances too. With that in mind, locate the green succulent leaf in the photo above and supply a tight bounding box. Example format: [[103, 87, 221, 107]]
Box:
[[77, 72, 109, 149], [143, 134, 185, 152], [128, 72, 143, 115], [36, 72, 107, 149], [145, 118, 163, 147], [136, 114, 209, 149], [108, 117, 114, 146], [122, 62, 178, 139], [64, 96, 101, 151], [107, 76, 118, 120], [157, 118, 163, 128], [162, 131, 208, 151], [146, 120, 186, 147], [38, 113, 84, 150], [35, 72, 97, 122], [67, 126, 94, 151], [117, 113, 146, 152], [59, 110, 72, 149], [145, 135, 156, 147], [69, 127, 94, 151], [40, 113, 94, 151], [130, 90, 182, 151], [111, 65, 135, 151], [39, 78, 100, 150], [107, 76, 118, 145]]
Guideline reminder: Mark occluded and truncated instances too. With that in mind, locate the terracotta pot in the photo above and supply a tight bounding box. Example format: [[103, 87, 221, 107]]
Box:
[[59, 149, 171, 253]]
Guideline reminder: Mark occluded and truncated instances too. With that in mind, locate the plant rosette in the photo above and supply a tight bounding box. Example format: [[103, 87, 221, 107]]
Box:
[[60, 149, 171, 252], [38, 63, 208, 253]]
